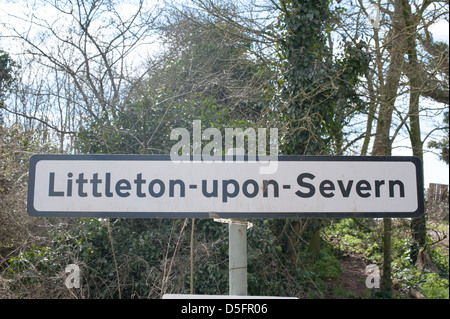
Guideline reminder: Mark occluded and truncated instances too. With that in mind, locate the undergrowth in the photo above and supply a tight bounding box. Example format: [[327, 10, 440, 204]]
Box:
[[322, 218, 449, 299]]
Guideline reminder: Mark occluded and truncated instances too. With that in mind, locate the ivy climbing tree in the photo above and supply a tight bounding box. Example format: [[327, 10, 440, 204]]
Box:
[[272, 0, 371, 265], [0, 50, 17, 123], [275, 0, 370, 156]]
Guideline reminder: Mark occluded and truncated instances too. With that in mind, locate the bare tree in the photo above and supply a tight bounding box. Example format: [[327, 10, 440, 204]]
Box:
[[336, 0, 448, 294], [1, 0, 161, 149]]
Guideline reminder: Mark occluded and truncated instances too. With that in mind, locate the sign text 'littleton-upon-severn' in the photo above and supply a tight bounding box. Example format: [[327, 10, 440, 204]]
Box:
[[27, 155, 424, 219]]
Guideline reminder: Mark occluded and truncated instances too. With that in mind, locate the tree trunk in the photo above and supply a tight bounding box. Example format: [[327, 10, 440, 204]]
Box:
[[308, 224, 321, 260], [371, 0, 404, 296], [401, 0, 428, 264]]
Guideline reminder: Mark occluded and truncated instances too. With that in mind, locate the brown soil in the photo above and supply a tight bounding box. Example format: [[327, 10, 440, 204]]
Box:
[[326, 253, 371, 299]]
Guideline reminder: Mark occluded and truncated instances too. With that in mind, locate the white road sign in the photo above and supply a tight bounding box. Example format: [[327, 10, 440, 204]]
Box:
[[27, 155, 424, 218]]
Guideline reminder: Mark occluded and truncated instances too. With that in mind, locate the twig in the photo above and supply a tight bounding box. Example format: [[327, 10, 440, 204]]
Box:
[[106, 218, 122, 299], [160, 219, 188, 297]]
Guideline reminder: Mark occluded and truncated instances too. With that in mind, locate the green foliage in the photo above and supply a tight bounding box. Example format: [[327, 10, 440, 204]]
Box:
[[393, 235, 449, 299], [420, 273, 449, 299], [311, 245, 341, 279], [1, 125, 57, 259], [6, 218, 190, 298], [324, 219, 449, 299], [5, 214, 448, 299], [324, 219, 380, 260], [0, 50, 17, 100], [5, 215, 345, 298], [393, 244, 449, 299], [275, 0, 370, 155], [246, 219, 342, 298], [76, 93, 232, 154], [76, 10, 272, 155]]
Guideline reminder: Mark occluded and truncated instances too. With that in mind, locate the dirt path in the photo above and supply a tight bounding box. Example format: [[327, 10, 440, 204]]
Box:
[[326, 254, 371, 299]]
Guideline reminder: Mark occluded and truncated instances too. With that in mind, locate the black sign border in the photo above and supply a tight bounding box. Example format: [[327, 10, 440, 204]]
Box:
[[27, 154, 424, 219]]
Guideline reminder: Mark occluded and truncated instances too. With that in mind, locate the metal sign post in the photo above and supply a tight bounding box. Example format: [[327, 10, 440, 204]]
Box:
[[229, 219, 248, 296]]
